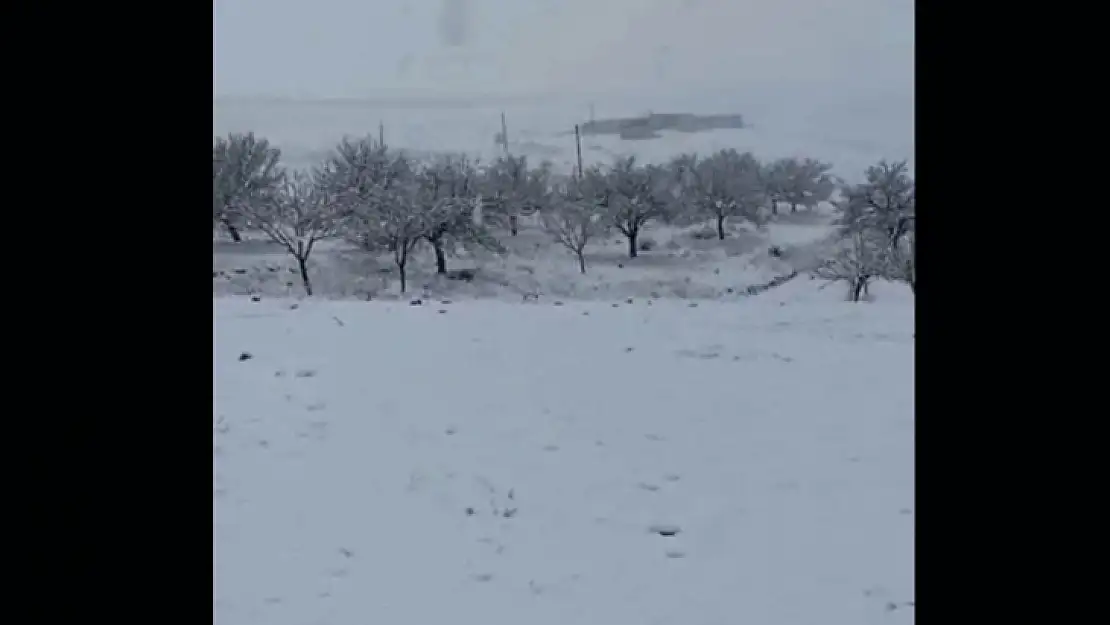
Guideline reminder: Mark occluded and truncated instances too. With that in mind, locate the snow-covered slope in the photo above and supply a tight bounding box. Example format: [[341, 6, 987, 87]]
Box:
[[212, 217, 840, 302], [213, 285, 914, 625]]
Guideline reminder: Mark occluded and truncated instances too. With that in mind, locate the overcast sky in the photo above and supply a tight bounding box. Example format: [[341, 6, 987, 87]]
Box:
[[214, 0, 913, 103]]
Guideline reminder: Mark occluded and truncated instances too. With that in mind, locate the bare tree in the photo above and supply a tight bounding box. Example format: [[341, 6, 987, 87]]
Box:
[[762, 157, 836, 214], [757, 160, 785, 216], [785, 158, 836, 213], [240, 171, 342, 296], [839, 160, 915, 241], [602, 156, 669, 258], [350, 180, 426, 294], [321, 137, 428, 293], [213, 132, 283, 242], [320, 136, 400, 202], [417, 155, 503, 275], [674, 150, 765, 239], [542, 179, 608, 273], [837, 160, 915, 293], [812, 230, 888, 302], [479, 155, 552, 235]]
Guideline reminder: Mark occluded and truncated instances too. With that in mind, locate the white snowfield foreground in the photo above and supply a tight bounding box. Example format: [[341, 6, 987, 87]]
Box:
[[213, 282, 914, 625]]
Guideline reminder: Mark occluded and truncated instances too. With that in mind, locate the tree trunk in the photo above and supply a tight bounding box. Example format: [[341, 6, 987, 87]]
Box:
[[578, 251, 587, 274], [716, 214, 727, 240], [296, 256, 312, 296], [851, 276, 868, 302], [434, 241, 448, 274], [627, 228, 638, 258], [396, 244, 409, 293], [222, 218, 242, 243], [509, 214, 519, 236]]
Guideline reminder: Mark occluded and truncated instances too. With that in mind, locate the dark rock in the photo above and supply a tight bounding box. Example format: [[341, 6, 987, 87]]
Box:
[[446, 269, 476, 282], [649, 524, 681, 537]]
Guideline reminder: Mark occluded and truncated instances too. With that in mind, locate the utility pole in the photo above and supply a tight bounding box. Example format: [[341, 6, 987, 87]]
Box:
[[574, 124, 584, 179], [500, 111, 517, 234]]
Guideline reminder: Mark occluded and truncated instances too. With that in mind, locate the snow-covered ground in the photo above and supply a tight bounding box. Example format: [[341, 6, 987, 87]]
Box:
[[213, 213, 844, 301], [213, 280, 915, 625], [215, 2, 914, 622]]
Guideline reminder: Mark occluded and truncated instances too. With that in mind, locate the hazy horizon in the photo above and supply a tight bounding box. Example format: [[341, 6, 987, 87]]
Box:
[[214, 0, 913, 175], [214, 0, 913, 103]]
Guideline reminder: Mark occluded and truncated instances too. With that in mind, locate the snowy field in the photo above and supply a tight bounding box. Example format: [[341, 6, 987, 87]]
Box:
[[215, 2, 914, 621], [213, 280, 915, 625]]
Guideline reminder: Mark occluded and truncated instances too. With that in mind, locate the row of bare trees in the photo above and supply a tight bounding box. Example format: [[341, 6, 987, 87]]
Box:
[[214, 131, 910, 298]]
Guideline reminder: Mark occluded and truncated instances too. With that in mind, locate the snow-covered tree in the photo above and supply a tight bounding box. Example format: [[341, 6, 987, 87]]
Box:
[[479, 155, 553, 235], [601, 156, 670, 258], [349, 167, 426, 294], [760, 157, 835, 215], [836, 160, 915, 293], [838, 160, 915, 241], [318, 137, 427, 293], [213, 132, 283, 242], [417, 155, 503, 275], [319, 136, 399, 202], [542, 178, 608, 274], [812, 230, 888, 302], [675, 150, 766, 239], [241, 170, 343, 296]]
